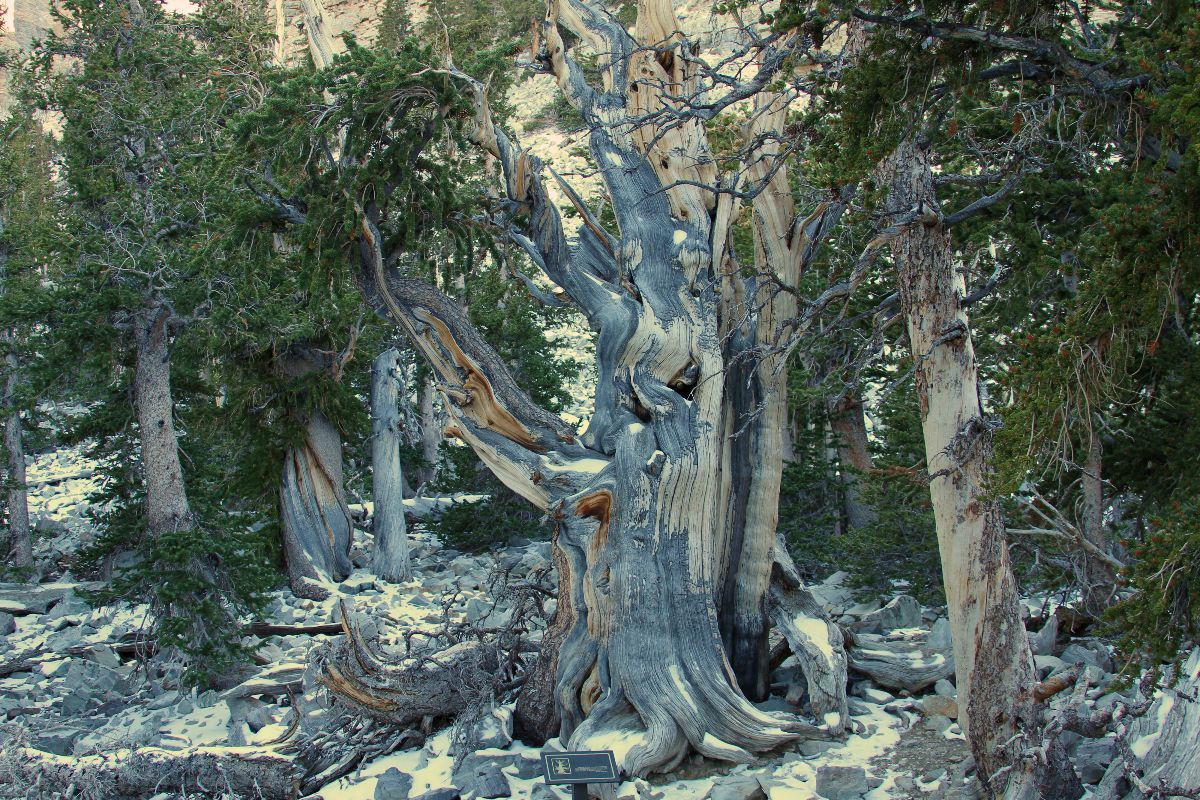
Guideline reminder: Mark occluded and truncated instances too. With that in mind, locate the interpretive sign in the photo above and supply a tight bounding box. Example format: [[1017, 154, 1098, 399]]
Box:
[[541, 750, 620, 785]]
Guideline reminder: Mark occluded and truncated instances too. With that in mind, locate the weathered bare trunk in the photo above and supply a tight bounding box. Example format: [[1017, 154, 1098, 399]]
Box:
[[133, 302, 192, 537], [827, 388, 874, 530], [417, 373, 438, 488], [370, 348, 410, 582], [279, 350, 353, 599], [1079, 424, 1114, 615], [887, 139, 1075, 799], [2, 344, 31, 569]]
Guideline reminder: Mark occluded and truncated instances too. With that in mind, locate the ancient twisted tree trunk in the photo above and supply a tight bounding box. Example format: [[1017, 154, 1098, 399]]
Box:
[[887, 139, 1077, 800], [133, 300, 193, 538], [371, 347, 410, 582], [330, 0, 851, 777], [279, 349, 353, 599]]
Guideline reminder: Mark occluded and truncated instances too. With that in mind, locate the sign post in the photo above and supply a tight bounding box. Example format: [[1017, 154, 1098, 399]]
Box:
[[540, 750, 621, 799]]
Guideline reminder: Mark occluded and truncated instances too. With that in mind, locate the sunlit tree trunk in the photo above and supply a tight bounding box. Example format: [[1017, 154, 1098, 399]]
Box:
[[371, 347, 410, 582], [133, 300, 193, 538], [887, 139, 1078, 800], [417, 374, 438, 489]]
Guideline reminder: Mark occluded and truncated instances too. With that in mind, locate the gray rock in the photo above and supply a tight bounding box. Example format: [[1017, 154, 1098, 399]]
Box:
[[856, 595, 922, 633], [923, 714, 954, 734], [845, 600, 881, 618], [511, 754, 543, 780], [459, 763, 510, 799], [244, 704, 276, 734], [1034, 655, 1066, 679], [1073, 737, 1116, 784], [147, 689, 180, 710], [529, 786, 565, 800], [934, 678, 956, 697], [860, 688, 894, 705], [0, 612, 14, 635], [846, 697, 875, 717], [1061, 642, 1113, 673], [451, 752, 522, 787], [40, 658, 71, 679], [927, 617, 954, 651], [1060, 643, 1098, 668], [798, 739, 836, 757], [815, 765, 868, 799], [474, 706, 514, 750], [339, 575, 376, 594], [34, 725, 82, 755], [408, 790, 460, 800], [464, 597, 491, 623], [920, 695, 959, 719], [704, 774, 766, 800], [81, 645, 120, 669], [73, 709, 163, 755], [375, 767, 414, 800], [1029, 614, 1059, 656]]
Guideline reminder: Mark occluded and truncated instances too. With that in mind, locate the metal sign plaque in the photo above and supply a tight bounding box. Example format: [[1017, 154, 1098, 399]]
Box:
[[541, 750, 620, 785]]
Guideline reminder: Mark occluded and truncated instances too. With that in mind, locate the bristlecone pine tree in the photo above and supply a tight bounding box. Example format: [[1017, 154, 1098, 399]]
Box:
[[250, 0, 852, 777]]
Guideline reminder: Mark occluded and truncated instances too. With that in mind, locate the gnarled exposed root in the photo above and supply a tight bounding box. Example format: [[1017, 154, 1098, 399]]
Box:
[[311, 601, 500, 727]]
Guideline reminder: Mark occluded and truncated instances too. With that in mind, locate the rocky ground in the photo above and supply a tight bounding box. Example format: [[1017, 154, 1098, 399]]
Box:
[[0, 444, 1189, 800]]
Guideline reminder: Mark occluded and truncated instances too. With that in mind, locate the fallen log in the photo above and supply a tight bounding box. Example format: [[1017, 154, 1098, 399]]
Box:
[[221, 663, 307, 700], [1, 744, 297, 800], [248, 621, 343, 637], [847, 630, 955, 693], [769, 536, 850, 732]]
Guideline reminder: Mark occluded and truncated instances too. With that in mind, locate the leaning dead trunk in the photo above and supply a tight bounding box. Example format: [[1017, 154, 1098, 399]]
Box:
[[2, 343, 31, 570], [887, 139, 1073, 799], [370, 348, 410, 582], [279, 350, 353, 599], [133, 301, 192, 537]]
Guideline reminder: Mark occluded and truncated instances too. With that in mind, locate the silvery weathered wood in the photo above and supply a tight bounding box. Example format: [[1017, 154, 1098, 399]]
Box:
[[847, 631, 955, 694], [278, 349, 354, 599], [370, 347, 411, 582], [1094, 648, 1200, 800], [769, 536, 849, 731]]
